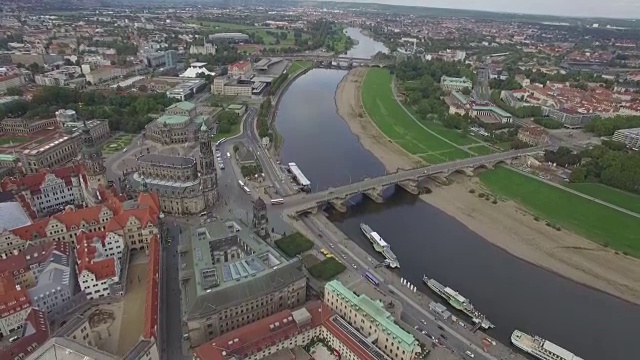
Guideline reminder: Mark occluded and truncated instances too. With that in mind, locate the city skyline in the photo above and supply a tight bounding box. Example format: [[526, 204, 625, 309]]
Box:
[[333, 0, 640, 19]]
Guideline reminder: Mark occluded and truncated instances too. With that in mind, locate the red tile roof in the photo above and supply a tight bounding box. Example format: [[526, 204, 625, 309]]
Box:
[[9, 218, 49, 243], [0, 276, 31, 320], [193, 301, 331, 360], [143, 235, 160, 340], [75, 231, 117, 281], [229, 60, 251, 72], [0, 308, 50, 359], [0, 164, 84, 195], [0, 241, 68, 276]]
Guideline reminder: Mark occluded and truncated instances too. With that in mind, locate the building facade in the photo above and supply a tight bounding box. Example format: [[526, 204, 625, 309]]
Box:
[[26, 242, 75, 315], [75, 231, 125, 299], [324, 280, 421, 360], [0, 277, 32, 337], [0, 190, 160, 258], [1, 164, 88, 218], [17, 120, 109, 174], [211, 76, 253, 96], [612, 127, 640, 150], [228, 60, 251, 77]]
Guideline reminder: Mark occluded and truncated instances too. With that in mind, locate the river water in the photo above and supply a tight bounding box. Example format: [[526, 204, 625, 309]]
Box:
[[274, 28, 638, 359]]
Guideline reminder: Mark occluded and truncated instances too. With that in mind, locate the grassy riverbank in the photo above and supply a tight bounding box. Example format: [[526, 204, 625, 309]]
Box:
[[565, 183, 640, 214], [361, 68, 474, 163], [479, 167, 640, 257]]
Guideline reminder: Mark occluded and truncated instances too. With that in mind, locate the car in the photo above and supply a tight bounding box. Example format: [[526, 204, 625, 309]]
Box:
[[414, 325, 419, 330], [421, 330, 428, 335], [439, 333, 447, 340], [317, 233, 324, 238], [437, 325, 445, 331], [464, 350, 475, 358], [484, 337, 496, 346], [420, 319, 427, 325], [329, 243, 335, 248], [122, 148, 127, 153], [351, 264, 357, 269]]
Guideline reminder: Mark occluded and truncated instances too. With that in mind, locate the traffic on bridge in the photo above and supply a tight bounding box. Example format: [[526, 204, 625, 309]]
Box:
[[281, 146, 547, 212]]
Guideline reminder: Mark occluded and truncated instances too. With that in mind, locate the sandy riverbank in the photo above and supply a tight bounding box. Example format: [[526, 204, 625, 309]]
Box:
[[335, 68, 423, 172], [334, 69, 640, 305]]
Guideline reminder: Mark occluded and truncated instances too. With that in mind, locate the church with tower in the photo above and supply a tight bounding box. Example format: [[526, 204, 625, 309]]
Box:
[[121, 121, 219, 216], [79, 119, 108, 206]]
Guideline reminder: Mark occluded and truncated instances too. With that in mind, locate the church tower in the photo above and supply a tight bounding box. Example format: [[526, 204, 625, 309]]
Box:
[[199, 123, 217, 209], [80, 120, 107, 190], [252, 197, 268, 239]]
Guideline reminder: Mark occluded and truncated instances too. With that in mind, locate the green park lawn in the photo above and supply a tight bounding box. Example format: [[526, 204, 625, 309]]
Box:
[[103, 134, 134, 155], [308, 258, 347, 281], [467, 144, 496, 156], [566, 182, 640, 214], [212, 121, 242, 142], [479, 167, 640, 257], [362, 68, 473, 164], [275, 233, 314, 258], [287, 61, 313, 77]]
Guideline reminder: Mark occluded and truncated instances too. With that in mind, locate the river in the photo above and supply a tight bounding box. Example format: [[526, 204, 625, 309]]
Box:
[[274, 28, 638, 359]]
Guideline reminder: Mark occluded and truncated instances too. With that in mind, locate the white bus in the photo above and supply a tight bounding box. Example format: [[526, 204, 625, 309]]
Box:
[[238, 180, 244, 188], [270, 198, 285, 205], [242, 186, 251, 194], [215, 138, 227, 147]]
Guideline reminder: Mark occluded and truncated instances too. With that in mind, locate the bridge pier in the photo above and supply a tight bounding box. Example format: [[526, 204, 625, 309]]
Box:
[[329, 198, 347, 213], [397, 179, 420, 195], [430, 174, 449, 185], [364, 188, 384, 203]]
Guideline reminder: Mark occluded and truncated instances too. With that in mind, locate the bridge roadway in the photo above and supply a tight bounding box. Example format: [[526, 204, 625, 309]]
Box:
[[280, 53, 376, 63], [282, 146, 547, 212]]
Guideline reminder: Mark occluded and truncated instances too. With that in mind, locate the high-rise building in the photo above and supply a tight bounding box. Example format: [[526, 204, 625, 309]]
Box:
[[198, 123, 217, 209], [165, 50, 179, 67]]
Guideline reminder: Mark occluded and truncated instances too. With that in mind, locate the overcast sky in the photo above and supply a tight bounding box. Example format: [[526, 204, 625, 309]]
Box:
[[339, 0, 640, 19]]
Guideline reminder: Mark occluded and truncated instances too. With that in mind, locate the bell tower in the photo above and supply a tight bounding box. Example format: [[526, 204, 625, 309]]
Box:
[[199, 123, 217, 209], [80, 120, 107, 189]]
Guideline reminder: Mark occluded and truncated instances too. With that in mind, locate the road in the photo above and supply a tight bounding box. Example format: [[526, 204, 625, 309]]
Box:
[[281, 147, 547, 209]]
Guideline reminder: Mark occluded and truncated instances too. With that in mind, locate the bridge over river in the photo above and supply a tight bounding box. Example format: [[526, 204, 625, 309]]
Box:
[[283, 147, 548, 213], [278, 53, 390, 66]]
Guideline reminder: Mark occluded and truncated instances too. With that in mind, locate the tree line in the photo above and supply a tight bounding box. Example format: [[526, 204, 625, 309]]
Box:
[[584, 115, 640, 136], [256, 98, 273, 140], [569, 143, 640, 195], [0, 86, 176, 134]]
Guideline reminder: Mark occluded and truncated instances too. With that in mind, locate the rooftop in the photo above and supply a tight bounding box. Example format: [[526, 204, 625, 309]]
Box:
[[156, 114, 190, 125], [138, 153, 196, 168], [325, 280, 418, 354], [169, 101, 197, 111], [183, 220, 303, 319], [143, 235, 160, 340], [0, 202, 31, 231], [193, 300, 329, 360]]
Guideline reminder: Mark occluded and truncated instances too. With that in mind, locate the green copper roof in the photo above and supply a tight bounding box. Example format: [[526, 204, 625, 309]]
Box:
[[325, 280, 418, 353], [0, 154, 17, 162], [169, 101, 196, 111], [157, 114, 190, 125], [200, 122, 208, 132]]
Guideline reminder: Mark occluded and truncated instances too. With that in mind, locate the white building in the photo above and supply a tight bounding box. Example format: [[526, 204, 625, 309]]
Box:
[[612, 127, 640, 150], [180, 62, 214, 78], [75, 231, 125, 300], [26, 244, 75, 314], [324, 280, 421, 360], [34, 66, 83, 87], [189, 42, 216, 56], [0, 164, 88, 218]]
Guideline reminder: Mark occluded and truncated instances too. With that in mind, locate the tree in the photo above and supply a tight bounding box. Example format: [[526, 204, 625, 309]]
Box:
[[5, 87, 23, 96], [138, 84, 148, 92], [27, 62, 43, 74], [460, 87, 472, 95]]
